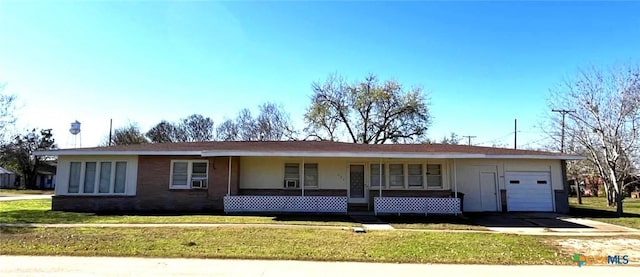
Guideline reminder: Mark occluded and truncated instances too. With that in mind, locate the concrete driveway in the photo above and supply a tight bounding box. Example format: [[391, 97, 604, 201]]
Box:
[[468, 212, 638, 234], [0, 256, 636, 277]]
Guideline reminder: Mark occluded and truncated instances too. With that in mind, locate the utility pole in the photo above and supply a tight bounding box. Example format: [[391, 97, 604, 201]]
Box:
[[109, 118, 113, 146], [552, 109, 578, 204], [551, 109, 575, 153], [463, 135, 476, 146], [514, 118, 517, 149]]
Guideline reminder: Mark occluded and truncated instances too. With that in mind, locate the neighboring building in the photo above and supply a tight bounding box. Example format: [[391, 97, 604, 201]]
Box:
[[36, 161, 57, 190], [35, 141, 582, 214], [0, 166, 17, 189]]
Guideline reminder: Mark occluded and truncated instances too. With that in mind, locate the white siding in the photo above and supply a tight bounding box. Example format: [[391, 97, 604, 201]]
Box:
[[454, 159, 562, 212], [239, 157, 346, 189], [238, 157, 451, 190], [56, 155, 138, 196]]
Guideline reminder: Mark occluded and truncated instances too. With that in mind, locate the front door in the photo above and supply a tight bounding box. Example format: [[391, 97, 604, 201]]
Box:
[[349, 164, 367, 203], [479, 169, 498, 211]]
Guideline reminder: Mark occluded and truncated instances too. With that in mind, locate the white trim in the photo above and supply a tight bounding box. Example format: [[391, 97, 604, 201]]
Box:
[[202, 151, 584, 160], [37, 149, 584, 160], [65, 160, 131, 196], [348, 163, 367, 204], [37, 150, 203, 156], [227, 157, 232, 196]]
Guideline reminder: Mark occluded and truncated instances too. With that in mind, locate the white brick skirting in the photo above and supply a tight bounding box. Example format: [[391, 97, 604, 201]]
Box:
[[224, 195, 348, 214], [374, 197, 461, 215]]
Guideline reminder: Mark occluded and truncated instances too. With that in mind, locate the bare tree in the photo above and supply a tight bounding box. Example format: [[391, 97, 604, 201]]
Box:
[[440, 132, 462, 145], [146, 114, 214, 143], [548, 64, 640, 215], [304, 74, 431, 143], [146, 120, 182, 143], [216, 118, 240, 141], [109, 122, 148, 145], [0, 85, 17, 141], [216, 103, 295, 141], [181, 114, 214, 142], [236, 109, 259, 141]]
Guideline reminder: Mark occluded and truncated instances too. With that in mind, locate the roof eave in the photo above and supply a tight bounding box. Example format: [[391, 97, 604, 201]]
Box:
[[202, 150, 583, 160], [34, 150, 203, 156], [34, 150, 584, 160]]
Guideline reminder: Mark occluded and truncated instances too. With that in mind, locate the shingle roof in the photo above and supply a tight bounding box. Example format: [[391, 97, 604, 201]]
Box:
[[36, 141, 579, 159]]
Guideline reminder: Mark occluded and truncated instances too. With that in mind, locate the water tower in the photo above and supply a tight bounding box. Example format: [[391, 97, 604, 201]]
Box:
[[69, 120, 82, 148]]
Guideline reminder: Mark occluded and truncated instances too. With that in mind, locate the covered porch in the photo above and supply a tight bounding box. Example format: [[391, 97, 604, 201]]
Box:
[[217, 155, 462, 215]]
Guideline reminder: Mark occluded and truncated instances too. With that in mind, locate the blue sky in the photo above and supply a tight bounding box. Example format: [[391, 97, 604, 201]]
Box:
[[1, 1, 639, 148]]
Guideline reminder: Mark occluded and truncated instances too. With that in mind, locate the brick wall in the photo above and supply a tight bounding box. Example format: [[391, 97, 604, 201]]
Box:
[[52, 155, 240, 212]]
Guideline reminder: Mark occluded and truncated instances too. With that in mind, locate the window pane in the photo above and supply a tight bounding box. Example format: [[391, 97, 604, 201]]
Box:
[[370, 164, 385, 187], [192, 162, 207, 179], [114, 162, 127, 193], [285, 163, 299, 180], [427, 176, 442, 187], [427, 164, 441, 175], [408, 164, 423, 187], [99, 162, 111, 193], [172, 162, 188, 187], [68, 162, 81, 193], [83, 162, 96, 193], [304, 163, 318, 187], [427, 164, 442, 188], [389, 164, 404, 187]]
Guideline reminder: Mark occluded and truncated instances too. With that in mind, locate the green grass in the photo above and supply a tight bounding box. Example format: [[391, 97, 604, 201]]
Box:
[[569, 197, 640, 229], [0, 226, 566, 264], [0, 189, 53, 196], [0, 199, 360, 226], [379, 215, 488, 231]]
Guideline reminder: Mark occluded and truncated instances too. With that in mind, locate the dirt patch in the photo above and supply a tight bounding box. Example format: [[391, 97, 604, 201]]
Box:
[[554, 238, 640, 264]]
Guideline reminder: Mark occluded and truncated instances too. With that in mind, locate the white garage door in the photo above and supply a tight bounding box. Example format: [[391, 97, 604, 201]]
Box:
[[506, 172, 553, 212]]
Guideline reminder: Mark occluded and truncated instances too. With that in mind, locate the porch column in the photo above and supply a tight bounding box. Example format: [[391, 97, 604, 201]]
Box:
[[379, 160, 382, 197], [301, 159, 305, 196], [227, 156, 232, 196], [453, 159, 458, 198]]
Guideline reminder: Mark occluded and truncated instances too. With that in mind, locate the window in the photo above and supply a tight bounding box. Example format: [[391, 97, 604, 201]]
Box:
[[98, 162, 111, 193], [389, 164, 404, 187], [304, 163, 318, 187], [170, 160, 208, 189], [114, 162, 127, 193], [370, 164, 386, 187], [67, 161, 128, 194], [83, 162, 97, 193], [68, 162, 81, 193], [408, 164, 423, 187], [283, 163, 318, 188], [284, 163, 299, 188], [426, 164, 442, 188]]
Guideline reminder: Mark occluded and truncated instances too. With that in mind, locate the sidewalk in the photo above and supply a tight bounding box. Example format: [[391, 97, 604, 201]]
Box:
[[0, 256, 636, 277], [2, 222, 638, 236], [0, 195, 52, 201]]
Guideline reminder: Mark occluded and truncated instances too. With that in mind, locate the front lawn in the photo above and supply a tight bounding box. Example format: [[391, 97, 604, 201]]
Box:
[[569, 197, 640, 229], [0, 226, 566, 265], [0, 199, 360, 227]]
